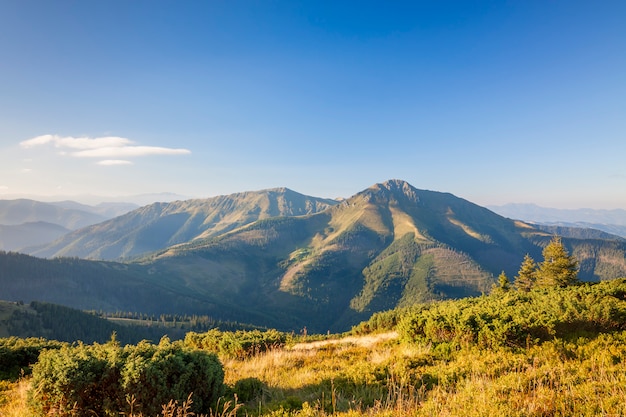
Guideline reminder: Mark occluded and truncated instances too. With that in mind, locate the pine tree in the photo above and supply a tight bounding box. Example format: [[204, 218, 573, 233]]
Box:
[[497, 271, 510, 291], [514, 254, 537, 292], [536, 236, 579, 287]]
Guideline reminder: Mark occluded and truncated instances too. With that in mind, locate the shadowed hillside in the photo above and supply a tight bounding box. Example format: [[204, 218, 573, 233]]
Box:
[[0, 222, 69, 251]]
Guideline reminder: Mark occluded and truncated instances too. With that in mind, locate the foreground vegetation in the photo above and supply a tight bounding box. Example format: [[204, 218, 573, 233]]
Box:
[[2, 277, 626, 416]]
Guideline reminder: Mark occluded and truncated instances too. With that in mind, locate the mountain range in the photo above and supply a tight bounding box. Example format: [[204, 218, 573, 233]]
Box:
[[28, 188, 337, 260], [0, 199, 137, 251], [2, 180, 625, 332], [488, 203, 626, 238]]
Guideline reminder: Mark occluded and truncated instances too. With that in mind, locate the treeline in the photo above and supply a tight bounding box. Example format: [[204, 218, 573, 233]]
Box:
[[6, 301, 171, 345], [2, 300, 270, 348], [98, 310, 263, 332], [351, 274, 626, 349]]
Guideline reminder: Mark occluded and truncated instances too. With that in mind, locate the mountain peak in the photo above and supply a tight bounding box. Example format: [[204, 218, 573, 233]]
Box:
[[362, 179, 420, 204], [379, 179, 416, 195]]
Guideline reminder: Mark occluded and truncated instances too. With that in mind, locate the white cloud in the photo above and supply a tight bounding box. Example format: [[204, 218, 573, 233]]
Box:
[[20, 134, 191, 160], [0, 185, 8, 191], [20, 134, 132, 150], [21, 168, 33, 173], [75, 146, 191, 158], [97, 159, 133, 166]]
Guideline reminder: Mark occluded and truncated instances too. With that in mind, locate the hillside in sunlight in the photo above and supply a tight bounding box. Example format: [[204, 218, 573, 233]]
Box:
[[2, 180, 626, 333], [145, 180, 626, 331], [29, 188, 338, 260]]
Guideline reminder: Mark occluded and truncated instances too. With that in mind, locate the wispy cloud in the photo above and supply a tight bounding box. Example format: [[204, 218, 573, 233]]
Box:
[[20, 135, 191, 161], [97, 159, 133, 166], [75, 146, 190, 158], [0, 185, 8, 191]]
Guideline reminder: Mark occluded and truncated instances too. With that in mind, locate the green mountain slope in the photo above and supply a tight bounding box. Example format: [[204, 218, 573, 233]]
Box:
[[2, 180, 626, 333], [28, 188, 338, 260], [146, 180, 626, 330]]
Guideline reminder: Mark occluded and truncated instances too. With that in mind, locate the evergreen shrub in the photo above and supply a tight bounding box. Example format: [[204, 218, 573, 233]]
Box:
[[234, 377, 265, 402], [398, 279, 626, 348], [184, 329, 287, 358], [0, 337, 63, 380], [28, 337, 224, 417]]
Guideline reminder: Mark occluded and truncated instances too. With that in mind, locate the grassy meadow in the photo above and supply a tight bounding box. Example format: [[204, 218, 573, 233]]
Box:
[[2, 279, 626, 416], [3, 331, 626, 416]]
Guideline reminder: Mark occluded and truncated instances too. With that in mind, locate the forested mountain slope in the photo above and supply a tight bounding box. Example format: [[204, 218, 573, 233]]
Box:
[[2, 180, 626, 332], [146, 180, 626, 330]]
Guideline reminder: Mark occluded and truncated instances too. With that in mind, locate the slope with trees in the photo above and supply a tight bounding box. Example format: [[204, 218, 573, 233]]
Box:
[[2, 181, 626, 333]]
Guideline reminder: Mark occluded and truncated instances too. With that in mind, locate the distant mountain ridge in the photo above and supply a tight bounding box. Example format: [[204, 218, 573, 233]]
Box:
[[29, 188, 338, 260], [0, 222, 70, 251], [532, 224, 625, 241], [488, 203, 626, 225], [0, 192, 186, 207], [0, 199, 108, 229], [488, 203, 626, 238], [2, 180, 626, 332], [0, 199, 138, 252], [49, 200, 139, 219]]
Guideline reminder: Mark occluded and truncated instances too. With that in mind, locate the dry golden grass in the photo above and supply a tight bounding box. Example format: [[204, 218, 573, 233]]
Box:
[[221, 331, 626, 417], [0, 379, 32, 417], [4, 331, 626, 417]]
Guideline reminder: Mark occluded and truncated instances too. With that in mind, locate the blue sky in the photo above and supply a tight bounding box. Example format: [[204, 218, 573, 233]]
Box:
[[1, 1, 624, 208]]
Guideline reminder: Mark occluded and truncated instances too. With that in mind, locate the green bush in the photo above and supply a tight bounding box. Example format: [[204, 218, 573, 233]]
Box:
[[234, 377, 265, 402], [185, 329, 287, 358], [28, 341, 123, 417], [398, 278, 626, 349], [0, 337, 63, 380], [28, 337, 224, 417], [122, 338, 224, 416]]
